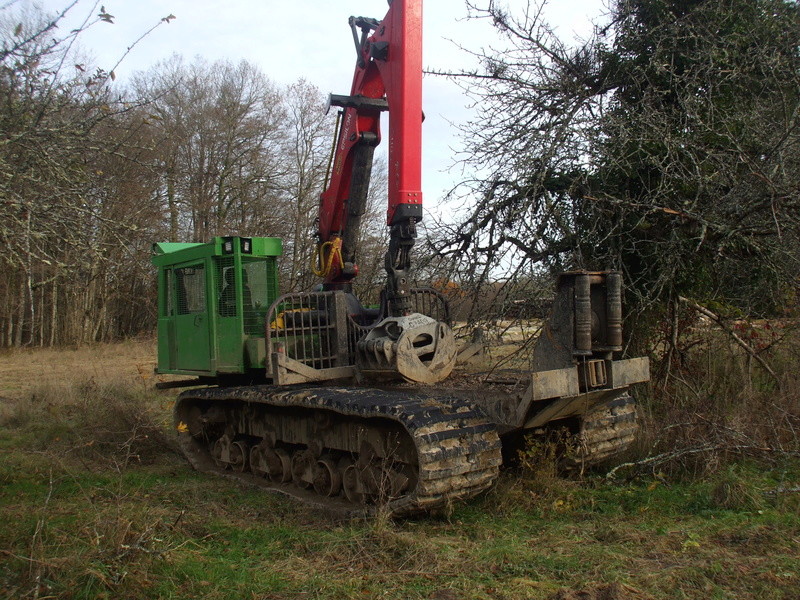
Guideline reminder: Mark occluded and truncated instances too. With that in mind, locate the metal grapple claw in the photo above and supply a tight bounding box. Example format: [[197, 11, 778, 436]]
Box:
[[356, 313, 457, 384]]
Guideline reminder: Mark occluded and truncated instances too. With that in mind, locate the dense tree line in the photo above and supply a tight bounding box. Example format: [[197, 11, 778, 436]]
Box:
[[0, 4, 385, 347], [439, 0, 800, 342]]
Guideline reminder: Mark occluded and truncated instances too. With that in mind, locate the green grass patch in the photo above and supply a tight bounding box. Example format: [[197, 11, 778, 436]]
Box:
[[1, 378, 799, 599], [1, 450, 798, 599]]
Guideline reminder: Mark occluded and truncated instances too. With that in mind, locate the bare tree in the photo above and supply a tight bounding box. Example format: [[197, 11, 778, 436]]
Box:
[[434, 0, 800, 334], [0, 2, 169, 345], [133, 56, 289, 243], [0, 5, 392, 346], [278, 79, 337, 292]]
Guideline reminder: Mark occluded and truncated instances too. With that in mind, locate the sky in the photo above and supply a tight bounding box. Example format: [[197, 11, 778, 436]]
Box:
[[25, 0, 607, 219]]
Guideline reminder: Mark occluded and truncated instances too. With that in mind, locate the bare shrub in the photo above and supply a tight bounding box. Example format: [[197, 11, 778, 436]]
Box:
[[477, 432, 581, 516], [611, 318, 800, 479]]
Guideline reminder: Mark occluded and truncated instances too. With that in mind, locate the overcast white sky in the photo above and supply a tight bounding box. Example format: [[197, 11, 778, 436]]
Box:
[[27, 0, 607, 218]]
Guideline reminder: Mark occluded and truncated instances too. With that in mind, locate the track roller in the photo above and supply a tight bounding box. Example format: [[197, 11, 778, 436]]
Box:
[[211, 433, 248, 472], [313, 455, 343, 497], [291, 448, 315, 489]]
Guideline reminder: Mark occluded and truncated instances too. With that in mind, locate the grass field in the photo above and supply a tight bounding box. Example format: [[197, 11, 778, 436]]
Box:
[[1, 340, 798, 599]]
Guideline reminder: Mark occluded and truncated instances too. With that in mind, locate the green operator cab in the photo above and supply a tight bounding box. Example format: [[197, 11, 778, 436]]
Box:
[[152, 236, 282, 378]]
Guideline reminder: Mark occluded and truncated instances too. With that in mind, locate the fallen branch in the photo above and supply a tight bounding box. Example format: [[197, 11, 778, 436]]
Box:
[[678, 296, 782, 389], [606, 443, 794, 479], [0, 549, 57, 567]]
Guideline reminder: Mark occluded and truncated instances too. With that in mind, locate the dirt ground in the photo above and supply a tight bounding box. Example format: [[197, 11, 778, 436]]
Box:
[[549, 583, 653, 600], [0, 338, 161, 399]]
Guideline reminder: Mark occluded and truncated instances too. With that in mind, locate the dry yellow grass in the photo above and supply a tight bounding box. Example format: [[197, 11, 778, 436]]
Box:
[[0, 337, 161, 399], [0, 322, 540, 400]]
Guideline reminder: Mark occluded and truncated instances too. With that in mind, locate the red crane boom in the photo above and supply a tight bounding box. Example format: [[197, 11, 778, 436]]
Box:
[[316, 0, 423, 316]]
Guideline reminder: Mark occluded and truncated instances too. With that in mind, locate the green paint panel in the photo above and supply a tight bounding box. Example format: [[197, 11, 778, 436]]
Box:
[[152, 236, 282, 378]]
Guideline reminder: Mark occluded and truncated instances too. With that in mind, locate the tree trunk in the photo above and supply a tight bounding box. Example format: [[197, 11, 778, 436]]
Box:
[[25, 210, 34, 346], [14, 275, 24, 347], [50, 276, 58, 347], [167, 165, 178, 242], [38, 271, 44, 347]]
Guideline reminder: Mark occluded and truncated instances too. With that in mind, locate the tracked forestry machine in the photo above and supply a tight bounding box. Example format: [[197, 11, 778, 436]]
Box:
[[152, 0, 649, 516]]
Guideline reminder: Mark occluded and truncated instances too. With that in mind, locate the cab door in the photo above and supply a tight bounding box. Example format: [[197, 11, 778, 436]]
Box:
[[174, 262, 212, 372]]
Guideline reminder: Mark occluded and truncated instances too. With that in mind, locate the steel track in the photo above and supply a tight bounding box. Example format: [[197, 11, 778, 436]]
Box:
[[575, 392, 638, 466], [175, 385, 503, 517]]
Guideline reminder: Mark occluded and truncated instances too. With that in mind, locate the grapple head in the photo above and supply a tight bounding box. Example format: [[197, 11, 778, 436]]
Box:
[[356, 313, 456, 384]]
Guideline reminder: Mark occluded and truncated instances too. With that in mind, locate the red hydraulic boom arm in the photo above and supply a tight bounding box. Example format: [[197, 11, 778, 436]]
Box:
[[316, 0, 423, 316]]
